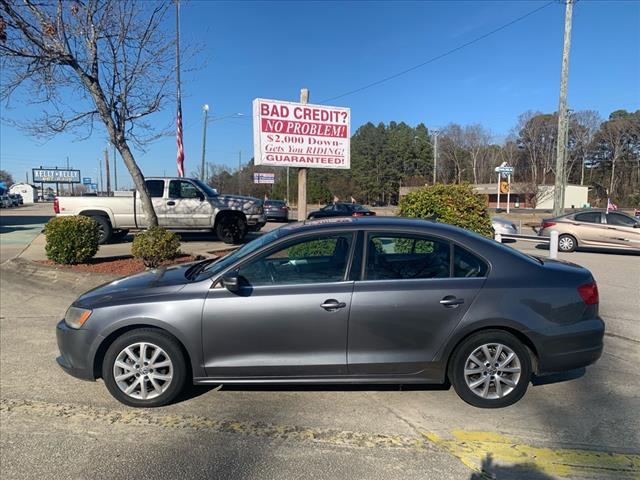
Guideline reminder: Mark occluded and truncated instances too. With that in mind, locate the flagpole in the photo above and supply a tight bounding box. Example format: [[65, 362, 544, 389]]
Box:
[[175, 0, 184, 177]]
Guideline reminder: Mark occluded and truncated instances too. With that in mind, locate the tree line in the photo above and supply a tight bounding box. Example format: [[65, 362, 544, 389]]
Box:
[[201, 108, 639, 208]]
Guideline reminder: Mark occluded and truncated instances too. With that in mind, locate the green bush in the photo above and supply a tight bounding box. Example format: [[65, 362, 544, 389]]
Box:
[[398, 183, 493, 238], [131, 227, 181, 268], [44, 216, 99, 264]]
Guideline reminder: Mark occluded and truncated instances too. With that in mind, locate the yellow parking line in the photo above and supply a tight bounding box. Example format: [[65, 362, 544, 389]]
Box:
[[423, 430, 640, 479]]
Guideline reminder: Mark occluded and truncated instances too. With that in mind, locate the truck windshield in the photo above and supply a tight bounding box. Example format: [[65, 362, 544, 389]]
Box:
[[192, 179, 218, 197]]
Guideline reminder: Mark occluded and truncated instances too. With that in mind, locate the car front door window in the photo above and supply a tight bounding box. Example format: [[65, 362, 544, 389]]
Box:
[[607, 212, 637, 227], [237, 234, 353, 286]]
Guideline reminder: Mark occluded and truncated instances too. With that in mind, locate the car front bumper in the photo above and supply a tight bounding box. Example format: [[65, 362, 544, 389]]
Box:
[[246, 213, 267, 227], [56, 320, 96, 381], [532, 317, 604, 374]]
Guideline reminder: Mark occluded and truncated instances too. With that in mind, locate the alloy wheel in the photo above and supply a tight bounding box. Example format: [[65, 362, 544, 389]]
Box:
[[559, 236, 574, 251], [463, 343, 521, 400], [113, 342, 173, 400]]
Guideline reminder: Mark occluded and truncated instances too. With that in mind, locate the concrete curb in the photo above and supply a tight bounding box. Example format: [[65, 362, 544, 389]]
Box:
[[1, 257, 118, 292]]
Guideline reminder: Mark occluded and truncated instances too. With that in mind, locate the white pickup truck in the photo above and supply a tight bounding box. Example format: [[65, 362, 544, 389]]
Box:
[[54, 177, 266, 244]]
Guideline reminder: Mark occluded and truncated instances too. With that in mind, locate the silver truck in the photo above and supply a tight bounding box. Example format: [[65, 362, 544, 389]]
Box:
[[54, 177, 266, 244]]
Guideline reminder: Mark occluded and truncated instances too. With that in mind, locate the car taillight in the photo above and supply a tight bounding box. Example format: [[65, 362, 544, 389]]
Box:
[[352, 212, 365, 217], [542, 221, 556, 229], [577, 282, 599, 305], [53, 197, 60, 214]]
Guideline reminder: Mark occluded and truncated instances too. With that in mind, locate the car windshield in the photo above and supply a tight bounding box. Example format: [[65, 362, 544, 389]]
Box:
[[352, 204, 367, 211], [194, 228, 286, 280], [191, 179, 218, 197]]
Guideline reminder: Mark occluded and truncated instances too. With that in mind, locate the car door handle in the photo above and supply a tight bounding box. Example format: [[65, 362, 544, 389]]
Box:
[[320, 300, 347, 311], [166, 201, 176, 206], [440, 296, 464, 308]]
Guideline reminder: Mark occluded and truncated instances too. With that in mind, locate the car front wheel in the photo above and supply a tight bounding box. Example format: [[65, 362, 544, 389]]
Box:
[[102, 328, 187, 407], [449, 330, 532, 408]]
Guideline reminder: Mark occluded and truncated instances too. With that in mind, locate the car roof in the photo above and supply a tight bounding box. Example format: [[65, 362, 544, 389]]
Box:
[[280, 216, 465, 236]]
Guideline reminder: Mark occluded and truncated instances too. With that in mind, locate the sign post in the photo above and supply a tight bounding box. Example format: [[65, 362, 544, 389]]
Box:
[[506, 174, 512, 214], [252, 93, 351, 221], [494, 163, 514, 211]]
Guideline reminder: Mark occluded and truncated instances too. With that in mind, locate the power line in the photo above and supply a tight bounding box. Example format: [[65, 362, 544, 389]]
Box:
[[320, 1, 556, 103]]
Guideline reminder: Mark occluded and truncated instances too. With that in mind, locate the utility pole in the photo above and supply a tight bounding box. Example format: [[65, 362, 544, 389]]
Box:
[[99, 158, 104, 194], [104, 148, 111, 195], [201, 104, 209, 181], [297, 88, 309, 220], [238, 150, 242, 195], [553, 0, 574, 217], [113, 142, 118, 190], [432, 129, 439, 185]]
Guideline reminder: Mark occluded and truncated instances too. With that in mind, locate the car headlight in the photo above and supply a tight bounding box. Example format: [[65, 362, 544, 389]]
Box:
[[64, 306, 92, 329]]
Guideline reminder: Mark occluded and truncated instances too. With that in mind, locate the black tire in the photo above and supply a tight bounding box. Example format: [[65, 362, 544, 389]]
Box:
[[102, 328, 187, 408], [558, 234, 577, 252], [449, 330, 532, 408], [91, 215, 113, 244], [215, 215, 246, 244]]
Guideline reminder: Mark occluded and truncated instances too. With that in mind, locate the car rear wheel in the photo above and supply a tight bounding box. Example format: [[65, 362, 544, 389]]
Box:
[[102, 328, 187, 407], [558, 234, 577, 252], [449, 330, 532, 408], [90, 215, 113, 244]]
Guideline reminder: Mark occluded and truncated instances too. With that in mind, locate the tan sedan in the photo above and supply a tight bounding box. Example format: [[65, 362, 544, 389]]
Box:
[[538, 209, 640, 252]]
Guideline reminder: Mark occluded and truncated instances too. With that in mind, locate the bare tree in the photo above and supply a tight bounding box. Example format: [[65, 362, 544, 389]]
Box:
[[0, 0, 180, 226], [462, 124, 492, 184]]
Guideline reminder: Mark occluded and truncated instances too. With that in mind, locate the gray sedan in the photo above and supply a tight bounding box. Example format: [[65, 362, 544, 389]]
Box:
[[56, 217, 604, 409]]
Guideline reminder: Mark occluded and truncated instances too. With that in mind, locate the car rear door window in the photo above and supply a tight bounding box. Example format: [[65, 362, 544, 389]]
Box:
[[237, 233, 354, 286], [145, 180, 165, 198], [606, 212, 637, 227], [574, 212, 602, 224], [453, 246, 488, 278], [365, 234, 450, 280]]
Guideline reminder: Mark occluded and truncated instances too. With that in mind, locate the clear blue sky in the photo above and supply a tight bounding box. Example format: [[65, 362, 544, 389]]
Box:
[[1, 0, 639, 188]]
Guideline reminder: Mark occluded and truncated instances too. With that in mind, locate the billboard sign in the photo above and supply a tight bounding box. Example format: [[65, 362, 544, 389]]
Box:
[[253, 173, 275, 184], [253, 98, 350, 169], [82, 177, 92, 185], [32, 168, 81, 183]]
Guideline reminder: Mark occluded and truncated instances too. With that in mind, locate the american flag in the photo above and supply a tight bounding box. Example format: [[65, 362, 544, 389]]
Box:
[[607, 198, 618, 212], [176, 99, 184, 177]]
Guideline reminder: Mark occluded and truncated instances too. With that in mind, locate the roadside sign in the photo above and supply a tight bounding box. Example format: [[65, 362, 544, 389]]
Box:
[[32, 168, 81, 183], [89, 183, 98, 190], [253, 98, 350, 169], [82, 177, 92, 185], [495, 166, 514, 174], [253, 173, 275, 184]]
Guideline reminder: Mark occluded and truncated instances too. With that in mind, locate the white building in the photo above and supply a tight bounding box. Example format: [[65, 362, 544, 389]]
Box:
[[9, 183, 37, 204], [536, 185, 589, 210]]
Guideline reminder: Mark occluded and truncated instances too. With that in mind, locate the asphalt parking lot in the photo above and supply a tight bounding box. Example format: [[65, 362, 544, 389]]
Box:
[[0, 210, 639, 479]]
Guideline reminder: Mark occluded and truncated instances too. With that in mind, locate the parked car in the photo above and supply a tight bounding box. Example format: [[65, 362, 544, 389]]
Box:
[[491, 217, 518, 236], [56, 217, 603, 409], [538, 209, 640, 252], [54, 177, 266, 244], [264, 199, 289, 222], [8, 194, 22, 206], [307, 202, 376, 219]]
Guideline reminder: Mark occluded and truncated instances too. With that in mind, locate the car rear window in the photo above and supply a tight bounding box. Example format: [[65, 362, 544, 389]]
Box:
[[454, 246, 488, 278], [145, 180, 165, 198]]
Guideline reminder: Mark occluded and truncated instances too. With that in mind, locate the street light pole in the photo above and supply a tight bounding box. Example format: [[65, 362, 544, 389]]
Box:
[[238, 150, 242, 195], [200, 104, 209, 181], [432, 129, 440, 185]]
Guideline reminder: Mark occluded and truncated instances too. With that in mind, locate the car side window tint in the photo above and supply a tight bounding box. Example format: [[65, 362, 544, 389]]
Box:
[[454, 246, 488, 278], [237, 234, 353, 286], [606, 212, 636, 227], [574, 212, 601, 224], [145, 180, 165, 198], [169, 180, 200, 199], [365, 234, 450, 280]]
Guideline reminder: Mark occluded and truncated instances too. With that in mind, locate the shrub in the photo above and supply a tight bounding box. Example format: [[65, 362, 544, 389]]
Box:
[[132, 227, 181, 268], [398, 183, 493, 238], [44, 216, 99, 264]]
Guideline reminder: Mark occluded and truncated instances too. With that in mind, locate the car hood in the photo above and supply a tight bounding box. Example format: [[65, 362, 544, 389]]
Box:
[[75, 263, 192, 308]]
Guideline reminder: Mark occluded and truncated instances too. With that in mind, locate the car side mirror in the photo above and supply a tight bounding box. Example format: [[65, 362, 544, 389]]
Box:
[[221, 273, 240, 292]]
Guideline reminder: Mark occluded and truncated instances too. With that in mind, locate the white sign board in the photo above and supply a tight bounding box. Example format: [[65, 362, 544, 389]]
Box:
[[253, 172, 275, 184], [253, 98, 350, 169]]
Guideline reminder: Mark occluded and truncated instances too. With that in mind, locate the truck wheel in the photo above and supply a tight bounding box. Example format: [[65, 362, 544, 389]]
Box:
[[91, 215, 113, 244], [215, 215, 246, 244]]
